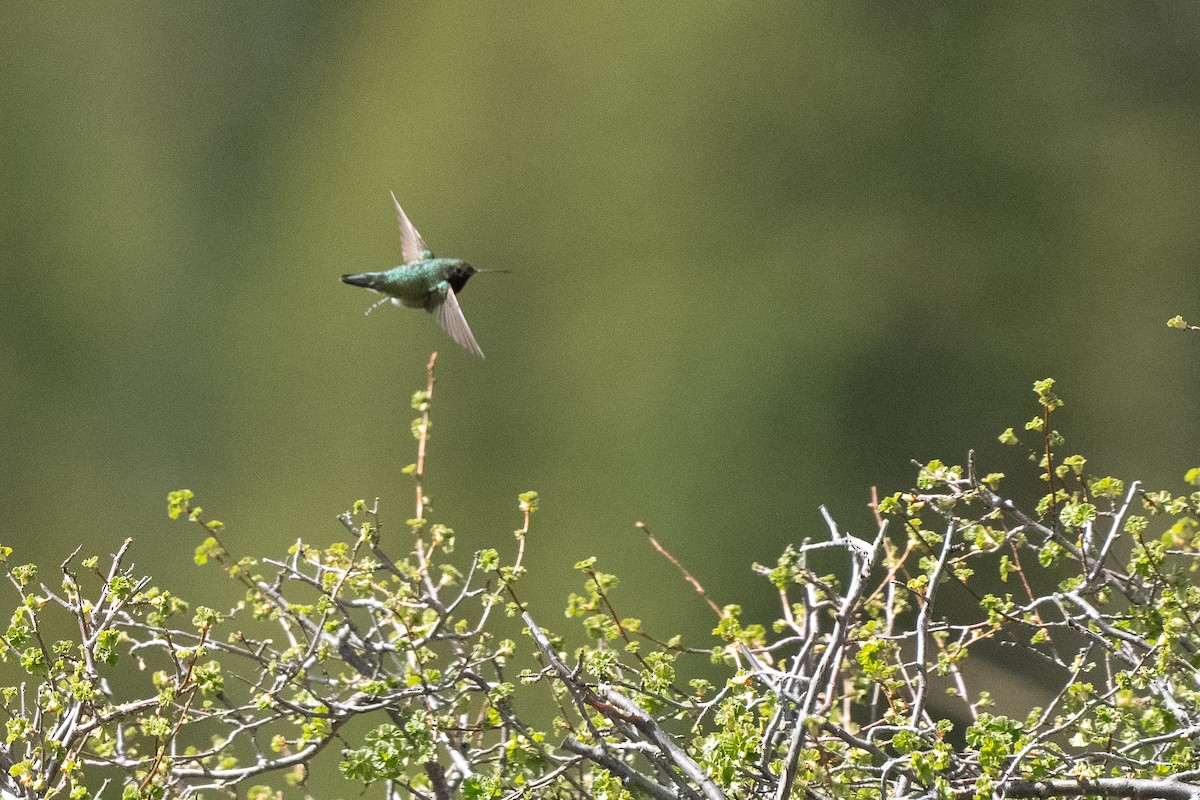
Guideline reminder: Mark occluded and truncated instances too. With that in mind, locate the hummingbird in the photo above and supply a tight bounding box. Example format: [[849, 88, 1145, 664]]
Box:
[[341, 193, 504, 358]]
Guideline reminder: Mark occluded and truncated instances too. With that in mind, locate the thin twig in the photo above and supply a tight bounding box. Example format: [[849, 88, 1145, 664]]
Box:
[[636, 521, 723, 617]]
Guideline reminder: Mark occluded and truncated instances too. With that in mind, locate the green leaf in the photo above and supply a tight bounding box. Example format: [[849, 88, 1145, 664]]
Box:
[[518, 491, 539, 513], [1032, 378, 1063, 411], [166, 489, 194, 520]]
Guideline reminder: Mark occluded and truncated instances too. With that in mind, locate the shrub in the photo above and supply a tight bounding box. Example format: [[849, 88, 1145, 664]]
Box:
[[2, 355, 1200, 800]]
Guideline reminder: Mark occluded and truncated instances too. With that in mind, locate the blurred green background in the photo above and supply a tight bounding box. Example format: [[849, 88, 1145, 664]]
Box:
[[4, 1, 1200, 688]]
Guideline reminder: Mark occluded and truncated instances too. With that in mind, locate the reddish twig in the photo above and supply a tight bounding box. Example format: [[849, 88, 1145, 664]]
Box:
[[636, 521, 723, 618]]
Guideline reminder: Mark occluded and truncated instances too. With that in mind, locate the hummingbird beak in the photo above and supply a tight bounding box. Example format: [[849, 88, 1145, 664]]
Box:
[[473, 268, 511, 274]]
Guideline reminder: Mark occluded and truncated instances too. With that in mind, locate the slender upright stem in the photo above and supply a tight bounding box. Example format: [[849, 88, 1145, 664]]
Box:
[[414, 351, 437, 522]]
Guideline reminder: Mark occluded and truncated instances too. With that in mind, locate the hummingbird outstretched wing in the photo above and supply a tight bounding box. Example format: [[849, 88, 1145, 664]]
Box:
[[391, 191, 430, 264], [431, 286, 485, 358]]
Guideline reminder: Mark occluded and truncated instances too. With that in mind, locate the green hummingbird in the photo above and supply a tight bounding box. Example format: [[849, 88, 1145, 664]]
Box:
[[341, 193, 503, 358]]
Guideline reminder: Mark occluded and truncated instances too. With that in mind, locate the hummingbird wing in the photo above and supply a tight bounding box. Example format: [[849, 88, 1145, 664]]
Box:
[[391, 191, 430, 264], [431, 286, 485, 358]]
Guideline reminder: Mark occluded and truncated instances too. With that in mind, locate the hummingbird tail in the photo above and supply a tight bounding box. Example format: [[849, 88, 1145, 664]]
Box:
[[341, 272, 377, 288]]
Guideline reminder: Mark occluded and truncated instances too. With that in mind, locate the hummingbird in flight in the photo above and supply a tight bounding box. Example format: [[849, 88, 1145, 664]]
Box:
[[342, 193, 504, 358]]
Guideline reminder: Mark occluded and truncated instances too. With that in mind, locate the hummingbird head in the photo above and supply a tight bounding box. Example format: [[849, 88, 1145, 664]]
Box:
[[444, 263, 476, 294]]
